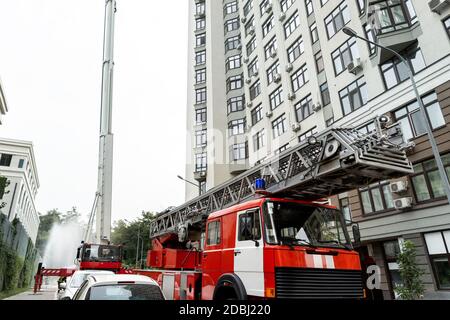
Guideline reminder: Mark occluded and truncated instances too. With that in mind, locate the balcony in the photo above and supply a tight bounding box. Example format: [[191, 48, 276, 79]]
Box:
[[367, 0, 422, 64]]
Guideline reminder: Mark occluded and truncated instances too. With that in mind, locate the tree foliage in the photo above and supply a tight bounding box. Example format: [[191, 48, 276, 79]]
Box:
[[111, 211, 156, 268], [0, 175, 10, 210], [395, 240, 425, 300]]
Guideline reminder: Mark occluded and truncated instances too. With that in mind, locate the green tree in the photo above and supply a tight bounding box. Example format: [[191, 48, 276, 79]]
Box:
[[0, 175, 10, 210], [395, 240, 425, 300], [111, 211, 156, 268]]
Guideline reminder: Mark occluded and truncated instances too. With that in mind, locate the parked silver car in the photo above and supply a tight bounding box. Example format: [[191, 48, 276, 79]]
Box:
[[57, 270, 114, 300]]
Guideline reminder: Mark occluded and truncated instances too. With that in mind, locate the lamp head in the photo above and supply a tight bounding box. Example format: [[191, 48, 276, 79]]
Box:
[[342, 26, 357, 37]]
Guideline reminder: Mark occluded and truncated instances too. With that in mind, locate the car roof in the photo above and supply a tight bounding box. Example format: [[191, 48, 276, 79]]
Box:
[[72, 270, 115, 275], [87, 274, 159, 286]]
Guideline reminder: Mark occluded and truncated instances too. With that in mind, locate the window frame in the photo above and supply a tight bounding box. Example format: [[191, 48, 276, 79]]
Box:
[[359, 181, 395, 215]]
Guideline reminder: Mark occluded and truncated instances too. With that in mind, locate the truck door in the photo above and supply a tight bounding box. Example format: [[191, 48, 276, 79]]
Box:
[[201, 218, 222, 300], [234, 209, 264, 298]]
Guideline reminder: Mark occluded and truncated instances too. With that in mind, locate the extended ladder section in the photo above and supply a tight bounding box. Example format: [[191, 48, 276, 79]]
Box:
[[150, 121, 413, 238]]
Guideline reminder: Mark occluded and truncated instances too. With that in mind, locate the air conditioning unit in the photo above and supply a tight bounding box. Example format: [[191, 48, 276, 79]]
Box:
[[312, 103, 322, 112], [246, 102, 253, 109], [241, 17, 247, 23], [390, 181, 408, 193], [270, 50, 277, 58], [266, 111, 273, 118], [245, 78, 252, 84], [347, 58, 363, 75], [394, 197, 413, 210], [288, 92, 296, 101], [279, 13, 286, 21], [249, 26, 255, 35], [291, 123, 301, 132], [265, 4, 273, 14], [243, 57, 249, 63], [285, 63, 293, 73], [428, 0, 450, 14], [274, 74, 281, 83]]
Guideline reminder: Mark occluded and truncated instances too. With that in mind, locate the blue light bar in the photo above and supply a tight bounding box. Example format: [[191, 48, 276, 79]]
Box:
[[255, 178, 266, 191]]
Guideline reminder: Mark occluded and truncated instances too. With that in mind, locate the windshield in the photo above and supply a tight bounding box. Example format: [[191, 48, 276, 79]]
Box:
[[70, 272, 113, 288], [82, 245, 122, 262], [87, 284, 164, 300], [263, 201, 351, 249]]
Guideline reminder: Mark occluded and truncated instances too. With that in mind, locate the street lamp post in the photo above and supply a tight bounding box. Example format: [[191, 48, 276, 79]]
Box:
[[342, 27, 450, 204], [177, 175, 202, 196]]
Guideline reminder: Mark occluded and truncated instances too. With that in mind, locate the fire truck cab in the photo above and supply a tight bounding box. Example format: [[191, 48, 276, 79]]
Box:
[[76, 242, 124, 272], [146, 196, 363, 300]]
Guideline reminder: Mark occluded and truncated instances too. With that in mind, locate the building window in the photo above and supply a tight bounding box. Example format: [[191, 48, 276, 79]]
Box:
[[272, 114, 287, 138], [295, 94, 313, 122], [251, 104, 263, 125], [360, 181, 394, 214], [195, 50, 206, 65], [225, 35, 241, 52], [339, 77, 368, 116], [196, 18, 205, 31], [381, 46, 425, 90], [264, 37, 277, 60], [394, 92, 445, 142], [231, 142, 248, 161], [310, 22, 319, 44], [196, 2, 205, 15], [424, 230, 450, 290], [18, 159, 25, 169], [248, 57, 259, 77], [228, 118, 246, 136], [284, 12, 300, 38], [246, 36, 257, 56], [226, 55, 242, 71], [195, 108, 207, 124], [298, 126, 317, 143], [291, 64, 308, 93], [320, 82, 330, 106], [445, 17, 450, 38], [321, 0, 329, 6], [358, 121, 376, 134], [332, 38, 360, 76], [262, 15, 275, 37], [260, 0, 272, 15], [225, 18, 239, 34], [195, 153, 207, 172], [195, 87, 207, 104], [253, 129, 265, 151], [243, 0, 254, 16], [206, 220, 221, 245], [266, 61, 280, 85], [305, 0, 314, 16], [340, 198, 352, 224], [325, 1, 351, 39], [364, 23, 377, 55], [250, 80, 261, 100], [227, 95, 245, 114], [195, 129, 207, 147], [356, 0, 365, 15], [383, 239, 403, 292], [224, 1, 238, 16], [287, 37, 304, 63], [195, 68, 206, 84], [227, 74, 243, 92], [315, 51, 324, 73], [281, 0, 295, 12], [196, 33, 206, 47], [373, 0, 417, 34], [275, 143, 290, 155], [0, 154, 12, 167], [411, 154, 450, 203], [269, 86, 283, 110], [245, 17, 256, 37]]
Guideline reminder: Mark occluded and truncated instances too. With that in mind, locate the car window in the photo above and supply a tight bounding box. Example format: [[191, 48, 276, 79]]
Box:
[[87, 284, 164, 300], [72, 280, 90, 300]]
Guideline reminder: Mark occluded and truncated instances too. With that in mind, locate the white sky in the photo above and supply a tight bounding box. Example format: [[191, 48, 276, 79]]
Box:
[[0, 0, 188, 223]]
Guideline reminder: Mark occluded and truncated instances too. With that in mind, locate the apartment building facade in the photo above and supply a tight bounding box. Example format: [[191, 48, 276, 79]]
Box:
[[186, 0, 450, 299], [0, 138, 40, 244]]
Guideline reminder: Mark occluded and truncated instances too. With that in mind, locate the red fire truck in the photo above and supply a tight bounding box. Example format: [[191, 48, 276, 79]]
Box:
[[133, 121, 414, 300], [75, 242, 124, 272]]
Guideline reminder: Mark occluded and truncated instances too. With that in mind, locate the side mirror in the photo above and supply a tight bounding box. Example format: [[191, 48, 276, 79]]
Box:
[[352, 224, 361, 247], [76, 247, 81, 259]]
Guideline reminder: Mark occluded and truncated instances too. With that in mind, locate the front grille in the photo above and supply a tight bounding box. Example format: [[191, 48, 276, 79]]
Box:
[[275, 267, 364, 299]]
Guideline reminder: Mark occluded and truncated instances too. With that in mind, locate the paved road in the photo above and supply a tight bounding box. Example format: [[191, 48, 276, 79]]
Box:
[[4, 285, 57, 300]]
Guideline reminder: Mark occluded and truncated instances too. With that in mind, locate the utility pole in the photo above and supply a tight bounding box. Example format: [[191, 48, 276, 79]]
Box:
[[95, 0, 117, 244]]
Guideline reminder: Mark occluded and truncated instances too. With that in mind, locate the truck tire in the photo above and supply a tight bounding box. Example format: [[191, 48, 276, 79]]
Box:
[[213, 273, 247, 300]]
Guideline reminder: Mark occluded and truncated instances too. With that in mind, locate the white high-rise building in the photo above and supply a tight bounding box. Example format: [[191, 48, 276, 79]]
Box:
[[0, 138, 40, 244]]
